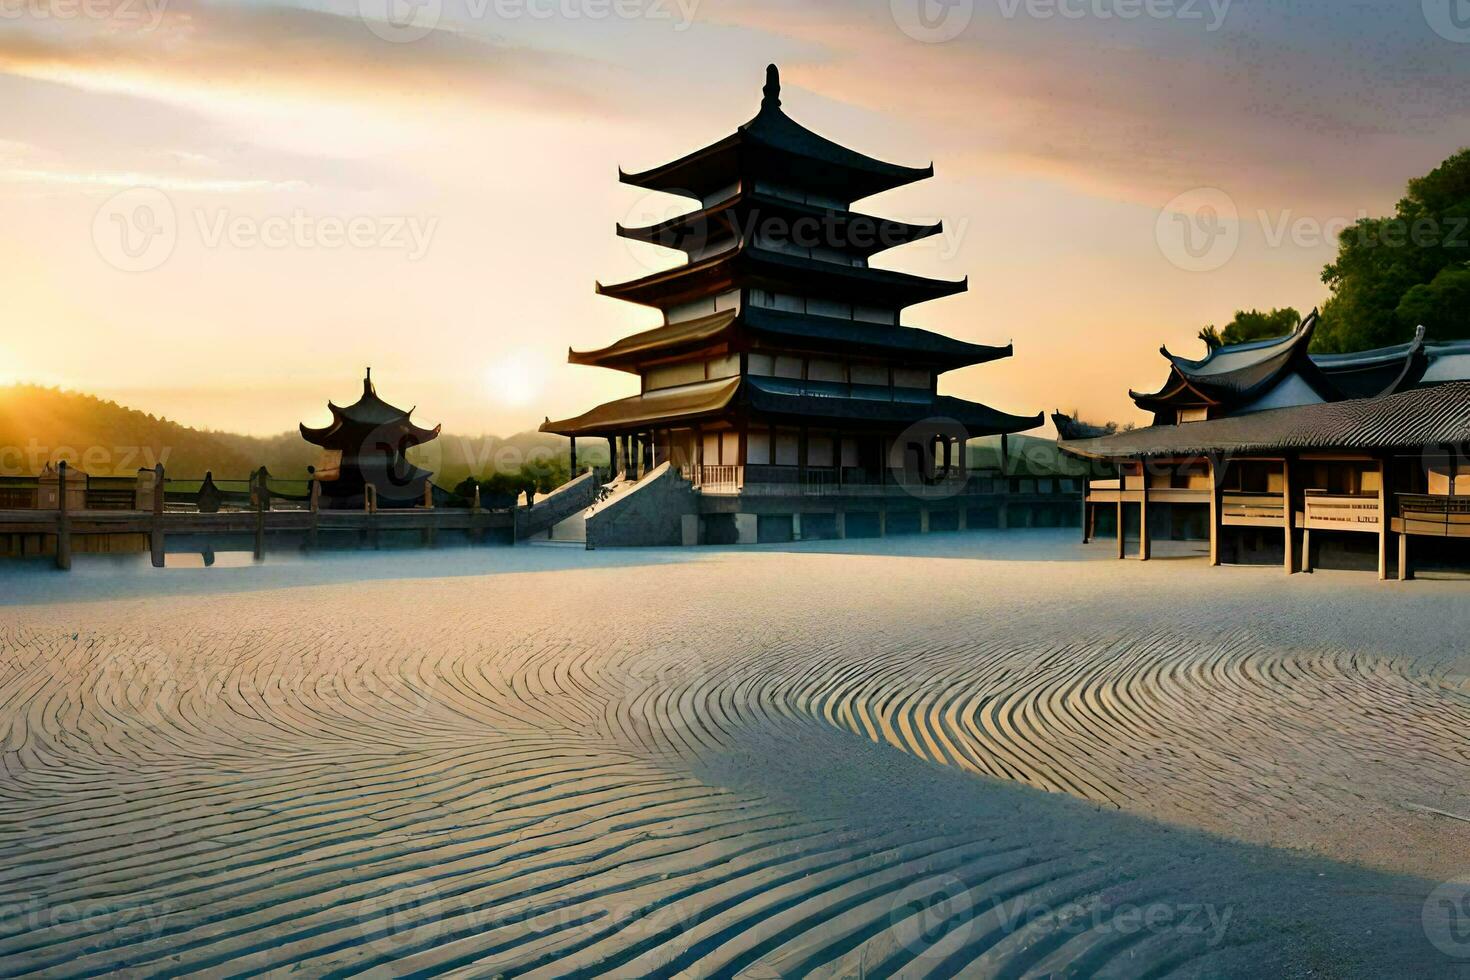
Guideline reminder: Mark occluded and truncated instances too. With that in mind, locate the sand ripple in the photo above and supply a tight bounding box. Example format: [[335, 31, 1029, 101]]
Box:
[[0, 544, 1466, 977]]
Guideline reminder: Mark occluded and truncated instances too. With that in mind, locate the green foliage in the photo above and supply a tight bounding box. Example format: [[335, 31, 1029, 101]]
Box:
[[1315, 148, 1470, 352], [1199, 308, 1302, 351]]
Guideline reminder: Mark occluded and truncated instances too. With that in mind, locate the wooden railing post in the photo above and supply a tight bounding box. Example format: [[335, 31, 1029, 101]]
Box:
[[307, 479, 320, 551], [253, 467, 266, 561], [151, 463, 166, 568], [55, 460, 71, 571], [365, 484, 378, 550], [422, 481, 435, 548]]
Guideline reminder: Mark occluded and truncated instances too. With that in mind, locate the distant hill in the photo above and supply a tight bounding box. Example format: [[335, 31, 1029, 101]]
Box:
[[0, 385, 598, 484], [2, 384, 1093, 484]]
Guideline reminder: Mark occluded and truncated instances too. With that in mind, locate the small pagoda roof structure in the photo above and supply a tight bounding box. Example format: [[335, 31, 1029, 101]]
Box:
[[299, 368, 441, 447], [619, 65, 933, 205], [567, 307, 1011, 375], [1130, 311, 1340, 417], [1311, 326, 1429, 399]]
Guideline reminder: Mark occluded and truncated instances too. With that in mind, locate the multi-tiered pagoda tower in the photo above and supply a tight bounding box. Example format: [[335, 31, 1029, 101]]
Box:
[[543, 65, 1041, 543], [300, 370, 441, 510]]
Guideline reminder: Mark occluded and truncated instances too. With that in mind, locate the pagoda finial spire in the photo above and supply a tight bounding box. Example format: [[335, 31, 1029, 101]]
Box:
[[364, 366, 375, 396], [762, 64, 781, 109]]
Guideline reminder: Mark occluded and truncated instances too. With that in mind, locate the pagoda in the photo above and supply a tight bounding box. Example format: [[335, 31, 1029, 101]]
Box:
[[300, 369, 441, 510], [542, 65, 1042, 542]]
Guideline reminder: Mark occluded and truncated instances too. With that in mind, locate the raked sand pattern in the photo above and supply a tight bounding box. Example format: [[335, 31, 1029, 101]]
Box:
[[1, 531, 1468, 977]]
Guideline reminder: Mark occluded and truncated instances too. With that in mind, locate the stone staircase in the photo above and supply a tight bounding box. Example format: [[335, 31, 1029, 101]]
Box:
[[538, 474, 634, 545]]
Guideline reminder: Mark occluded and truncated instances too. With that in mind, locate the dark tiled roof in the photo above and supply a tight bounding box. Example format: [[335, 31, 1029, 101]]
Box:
[[568, 307, 1010, 372], [744, 377, 1041, 435], [1061, 381, 1470, 460], [619, 67, 932, 203], [541, 378, 741, 436]]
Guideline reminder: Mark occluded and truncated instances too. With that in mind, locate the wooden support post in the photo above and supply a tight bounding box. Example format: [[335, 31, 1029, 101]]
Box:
[[878, 508, 887, 538], [55, 460, 71, 571], [1139, 465, 1151, 562], [1377, 456, 1390, 581], [151, 462, 166, 568], [607, 436, 619, 478], [1302, 528, 1312, 573], [1081, 477, 1091, 543], [1116, 463, 1126, 560], [1282, 456, 1295, 575], [1209, 455, 1223, 567], [1399, 531, 1411, 582], [569, 436, 578, 476]]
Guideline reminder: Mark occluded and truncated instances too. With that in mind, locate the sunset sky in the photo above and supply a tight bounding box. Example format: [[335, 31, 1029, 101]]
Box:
[[1, 0, 1468, 437]]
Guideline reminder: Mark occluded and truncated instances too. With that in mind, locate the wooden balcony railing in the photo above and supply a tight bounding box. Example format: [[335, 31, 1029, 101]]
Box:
[[1396, 494, 1470, 538], [693, 465, 743, 495], [1221, 493, 1285, 526], [1300, 492, 1381, 532]]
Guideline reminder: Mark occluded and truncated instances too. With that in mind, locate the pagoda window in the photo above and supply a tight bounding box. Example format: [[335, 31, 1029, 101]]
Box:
[[774, 356, 804, 380], [708, 353, 740, 379], [774, 292, 804, 313], [702, 182, 741, 208], [808, 434, 836, 467], [854, 305, 897, 325], [893, 367, 931, 389], [841, 437, 860, 468], [807, 297, 853, 320], [774, 428, 800, 466], [808, 359, 846, 383], [645, 361, 708, 391], [747, 427, 772, 465], [850, 363, 888, 387], [748, 353, 775, 377], [667, 289, 739, 325], [702, 430, 740, 466]]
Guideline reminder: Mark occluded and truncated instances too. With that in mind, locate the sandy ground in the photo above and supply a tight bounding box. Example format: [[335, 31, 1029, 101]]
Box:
[[0, 530, 1468, 977]]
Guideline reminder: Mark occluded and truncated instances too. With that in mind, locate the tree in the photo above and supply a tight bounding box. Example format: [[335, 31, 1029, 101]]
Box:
[[1198, 308, 1302, 351], [1315, 148, 1470, 352]]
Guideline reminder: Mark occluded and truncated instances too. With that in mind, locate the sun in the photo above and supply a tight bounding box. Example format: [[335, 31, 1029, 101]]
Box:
[[484, 350, 548, 408]]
